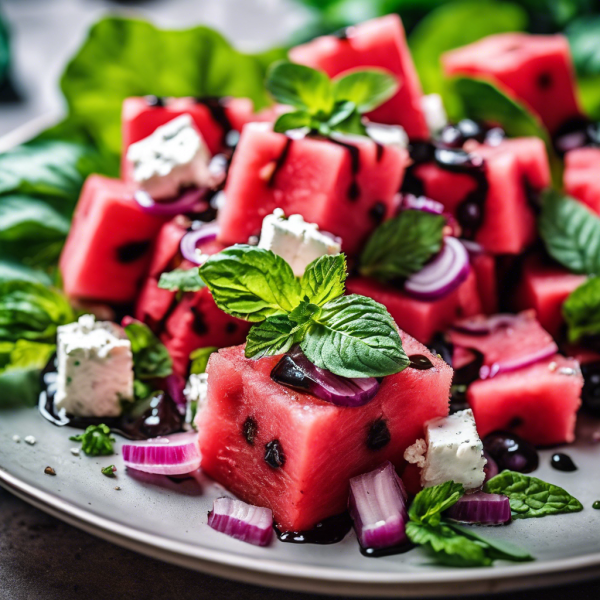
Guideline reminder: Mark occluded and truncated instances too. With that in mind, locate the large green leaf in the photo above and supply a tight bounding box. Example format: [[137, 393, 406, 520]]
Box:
[[61, 17, 286, 158]]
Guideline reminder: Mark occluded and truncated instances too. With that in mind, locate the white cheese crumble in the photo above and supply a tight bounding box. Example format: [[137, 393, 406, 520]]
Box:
[[126, 114, 212, 200], [12, 435, 20, 443], [404, 409, 486, 490], [54, 315, 134, 418], [365, 122, 409, 151], [257, 209, 341, 276], [24, 435, 36, 446], [421, 94, 448, 136], [184, 373, 208, 409]]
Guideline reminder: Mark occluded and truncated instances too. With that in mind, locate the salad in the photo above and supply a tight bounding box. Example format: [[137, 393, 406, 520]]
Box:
[[3, 6, 600, 569]]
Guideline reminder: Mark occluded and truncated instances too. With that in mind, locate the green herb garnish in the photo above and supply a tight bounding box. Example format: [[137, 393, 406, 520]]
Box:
[[158, 268, 205, 292], [101, 465, 116, 478], [563, 276, 600, 343], [198, 248, 408, 378], [484, 471, 583, 519], [265, 61, 398, 137], [189, 346, 217, 375], [70, 424, 115, 457]]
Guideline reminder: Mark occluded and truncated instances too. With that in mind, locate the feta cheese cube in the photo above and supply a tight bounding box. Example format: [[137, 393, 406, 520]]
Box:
[[54, 315, 134, 418], [421, 94, 448, 136], [257, 209, 341, 276], [126, 114, 212, 200], [404, 409, 486, 490], [365, 122, 408, 151]]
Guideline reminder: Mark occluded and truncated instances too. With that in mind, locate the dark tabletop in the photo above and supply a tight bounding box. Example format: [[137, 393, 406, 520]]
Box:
[[1, 0, 599, 598]]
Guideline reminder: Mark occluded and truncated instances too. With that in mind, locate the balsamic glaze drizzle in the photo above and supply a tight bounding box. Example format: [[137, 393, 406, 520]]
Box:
[[275, 512, 352, 544], [267, 137, 293, 188], [550, 453, 577, 472]]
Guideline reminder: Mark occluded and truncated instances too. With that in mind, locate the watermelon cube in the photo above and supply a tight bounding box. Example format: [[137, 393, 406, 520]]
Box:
[[290, 15, 429, 140], [217, 123, 407, 255], [448, 312, 582, 446], [60, 175, 167, 303], [347, 271, 482, 344], [197, 332, 451, 531], [564, 147, 600, 214], [516, 255, 585, 337], [470, 252, 498, 314], [443, 33, 582, 134]]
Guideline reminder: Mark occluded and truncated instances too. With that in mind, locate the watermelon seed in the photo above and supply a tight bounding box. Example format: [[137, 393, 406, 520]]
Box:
[[265, 440, 286, 468], [537, 72, 553, 90], [116, 240, 152, 263], [366, 419, 391, 451], [242, 417, 258, 446]]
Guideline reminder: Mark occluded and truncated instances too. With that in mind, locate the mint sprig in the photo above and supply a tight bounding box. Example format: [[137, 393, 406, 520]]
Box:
[[266, 61, 398, 137], [158, 268, 205, 292], [198, 246, 408, 378], [563, 276, 600, 343]]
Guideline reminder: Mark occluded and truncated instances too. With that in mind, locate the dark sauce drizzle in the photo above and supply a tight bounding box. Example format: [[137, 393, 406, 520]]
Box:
[[267, 137, 294, 188], [194, 96, 235, 149], [329, 138, 361, 201], [550, 453, 577, 472], [275, 512, 353, 544], [360, 541, 416, 558]]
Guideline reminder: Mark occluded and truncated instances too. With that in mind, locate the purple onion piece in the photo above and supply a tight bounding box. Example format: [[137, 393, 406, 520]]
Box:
[[483, 451, 499, 482], [404, 237, 470, 300], [179, 222, 220, 265], [348, 462, 408, 549], [122, 435, 201, 475], [400, 193, 445, 215], [479, 342, 558, 379], [208, 498, 273, 546], [446, 491, 511, 525], [452, 313, 522, 336], [459, 239, 485, 256], [134, 188, 206, 217], [270, 346, 379, 407]]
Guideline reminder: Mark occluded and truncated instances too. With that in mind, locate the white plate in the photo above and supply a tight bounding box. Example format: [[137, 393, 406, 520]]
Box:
[[1, 407, 600, 597]]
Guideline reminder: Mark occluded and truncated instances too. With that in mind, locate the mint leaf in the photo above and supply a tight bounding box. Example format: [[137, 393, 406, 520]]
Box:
[[300, 254, 347, 307], [359, 210, 445, 281], [158, 268, 205, 292], [409, 481, 465, 527], [273, 110, 312, 134], [199, 245, 301, 322], [563, 276, 600, 343], [300, 294, 409, 378], [245, 314, 305, 359], [566, 15, 600, 78], [333, 69, 398, 113], [449, 524, 533, 562], [484, 471, 584, 519], [539, 189, 600, 276], [189, 346, 217, 375], [266, 61, 334, 115], [124, 319, 173, 381], [70, 424, 115, 457]]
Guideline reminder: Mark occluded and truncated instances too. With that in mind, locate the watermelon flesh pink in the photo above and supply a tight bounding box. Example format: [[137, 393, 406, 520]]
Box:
[[197, 332, 451, 532], [347, 271, 482, 344], [443, 33, 582, 134], [290, 15, 429, 140], [564, 147, 600, 214], [60, 175, 167, 303], [470, 253, 497, 314], [217, 123, 407, 255]]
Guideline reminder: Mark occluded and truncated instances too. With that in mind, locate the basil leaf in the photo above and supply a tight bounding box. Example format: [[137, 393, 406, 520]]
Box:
[[409, 481, 465, 527], [484, 471, 584, 519], [563, 276, 600, 343], [539, 189, 600, 276], [273, 110, 312, 134], [189, 346, 217, 375], [301, 294, 408, 378], [300, 254, 347, 307], [158, 268, 205, 292], [449, 524, 533, 562], [266, 61, 334, 115], [0, 280, 75, 343], [245, 314, 305, 360], [199, 245, 302, 322], [124, 319, 173, 381], [359, 210, 445, 281], [333, 69, 398, 112]]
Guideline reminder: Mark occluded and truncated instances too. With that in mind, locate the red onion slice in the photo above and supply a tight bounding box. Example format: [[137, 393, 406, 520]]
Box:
[[134, 188, 207, 217], [400, 193, 445, 215], [446, 491, 511, 525], [479, 343, 558, 379], [270, 346, 379, 407], [452, 314, 522, 336], [459, 239, 484, 256], [404, 237, 470, 300], [348, 462, 408, 549], [179, 222, 220, 265], [122, 435, 200, 475], [208, 498, 273, 546]]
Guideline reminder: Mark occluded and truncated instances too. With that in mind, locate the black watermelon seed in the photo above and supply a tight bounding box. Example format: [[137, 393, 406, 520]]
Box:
[[225, 322, 238, 334], [368, 201, 387, 224], [537, 72, 553, 90], [190, 307, 209, 335], [116, 241, 151, 263], [242, 417, 258, 446], [367, 419, 391, 451], [265, 440, 285, 468]]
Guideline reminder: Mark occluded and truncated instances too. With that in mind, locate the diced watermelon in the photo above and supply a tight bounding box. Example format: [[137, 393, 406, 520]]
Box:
[[516, 255, 585, 337], [564, 147, 600, 214], [290, 15, 429, 140], [346, 270, 481, 345], [197, 332, 451, 531], [60, 175, 167, 303], [442, 33, 582, 134], [470, 252, 498, 314], [217, 123, 407, 255]]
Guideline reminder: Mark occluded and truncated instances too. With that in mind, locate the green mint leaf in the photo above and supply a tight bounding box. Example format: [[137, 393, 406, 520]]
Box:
[[330, 109, 367, 136], [406, 521, 491, 568], [563, 276, 600, 343], [539, 189, 600, 276], [300, 294, 409, 378], [124, 319, 173, 381], [288, 300, 322, 326], [409, 481, 465, 527], [245, 314, 306, 359], [566, 15, 600, 78], [266, 61, 334, 115], [198, 245, 301, 322], [333, 69, 398, 113], [484, 471, 584, 519], [359, 210, 445, 281], [273, 110, 312, 134], [449, 524, 533, 562], [133, 379, 154, 402], [70, 424, 115, 457], [158, 268, 205, 292], [189, 346, 217, 375], [300, 254, 347, 307], [327, 100, 357, 128], [101, 465, 116, 478]]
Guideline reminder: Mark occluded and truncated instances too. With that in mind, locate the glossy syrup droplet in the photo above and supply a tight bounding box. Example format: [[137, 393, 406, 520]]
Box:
[[550, 453, 577, 472]]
